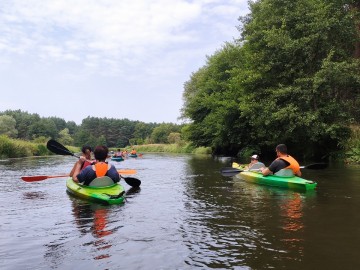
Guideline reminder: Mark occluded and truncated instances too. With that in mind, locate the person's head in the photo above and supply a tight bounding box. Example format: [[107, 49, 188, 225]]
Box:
[[250, 154, 259, 163], [94, 145, 109, 161], [81, 145, 92, 159], [275, 144, 287, 156]]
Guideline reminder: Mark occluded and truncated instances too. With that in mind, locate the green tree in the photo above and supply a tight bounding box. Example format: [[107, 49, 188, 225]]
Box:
[[167, 132, 181, 144], [150, 123, 181, 143], [28, 118, 58, 139], [181, 43, 248, 154], [1, 110, 41, 139], [181, 0, 360, 158], [237, 0, 360, 156], [0, 115, 18, 138], [133, 122, 156, 144], [65, 121, 78, 136], [58, 128, 74, 145]]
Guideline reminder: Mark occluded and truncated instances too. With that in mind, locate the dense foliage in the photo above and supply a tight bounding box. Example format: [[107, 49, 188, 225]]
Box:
[[181, 0, 360, 160], [0, 110, 183, 149]]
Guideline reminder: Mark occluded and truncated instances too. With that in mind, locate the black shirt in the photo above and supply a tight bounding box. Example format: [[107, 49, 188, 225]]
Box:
[[268, 159, 290, 174]]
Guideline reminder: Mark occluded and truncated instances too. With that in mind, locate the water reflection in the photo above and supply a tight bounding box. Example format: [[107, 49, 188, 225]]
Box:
[[22, 191, 48, 200], [279, 193, 304, 232], [180, 155, 319, 269], [70, 198, 114, 260], [2, 154, 360, 269]]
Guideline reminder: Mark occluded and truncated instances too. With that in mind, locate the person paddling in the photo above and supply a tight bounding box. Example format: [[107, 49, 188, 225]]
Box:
[[261, 144, 301, 177], [72, 145, 120, 186], [70, 145, 93, 177]]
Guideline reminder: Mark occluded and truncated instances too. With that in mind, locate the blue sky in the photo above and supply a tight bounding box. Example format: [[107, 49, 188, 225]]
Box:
[[1, 0, 249, 124]]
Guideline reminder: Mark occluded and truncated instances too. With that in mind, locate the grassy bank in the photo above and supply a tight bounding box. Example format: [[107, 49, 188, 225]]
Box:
[[0, 135, 79, 159], [115, 143, 212, 155], [0, 136, 211, 159], [0, 135, 49, 158]]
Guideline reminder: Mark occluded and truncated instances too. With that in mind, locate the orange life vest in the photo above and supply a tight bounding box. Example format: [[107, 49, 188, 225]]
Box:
[[277, 155, 300, 174], [93, 162, 109, 177]]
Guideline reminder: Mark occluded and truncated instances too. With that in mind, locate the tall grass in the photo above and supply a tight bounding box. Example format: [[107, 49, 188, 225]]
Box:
[[0, 135, 52, 158], [125, 143, 211, 155]]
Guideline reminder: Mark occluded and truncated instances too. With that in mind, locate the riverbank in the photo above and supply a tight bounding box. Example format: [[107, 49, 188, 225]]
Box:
[[0, 136, 212, 159], [121, 143, 212, 155], [1, 134, 358, 163], [0, 135, 78, 159]]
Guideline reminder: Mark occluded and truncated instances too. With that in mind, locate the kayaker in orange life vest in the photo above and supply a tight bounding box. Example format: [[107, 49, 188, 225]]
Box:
[[72, 145, 120, 186], [261, 144, 302, 177], [69, 145, 93, 177]]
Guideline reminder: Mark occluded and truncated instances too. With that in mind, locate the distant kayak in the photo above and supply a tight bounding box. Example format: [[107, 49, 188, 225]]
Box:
[[111, 156, 124, 162], [66, 178, 125, 205]]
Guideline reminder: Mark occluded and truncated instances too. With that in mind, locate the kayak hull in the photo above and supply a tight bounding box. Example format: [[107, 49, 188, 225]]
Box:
[[66, 178, 125, 205], [236, 171, 317, 191], [111, 156, 124, 162]]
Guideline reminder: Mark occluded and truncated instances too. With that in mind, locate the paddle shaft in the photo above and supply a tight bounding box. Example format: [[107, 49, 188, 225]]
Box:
[[22, 169, 137, 182], [221, 162, 327, 176]]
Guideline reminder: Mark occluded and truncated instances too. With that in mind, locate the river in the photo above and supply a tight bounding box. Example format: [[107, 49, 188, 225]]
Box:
[[1, 154, 359, 269]]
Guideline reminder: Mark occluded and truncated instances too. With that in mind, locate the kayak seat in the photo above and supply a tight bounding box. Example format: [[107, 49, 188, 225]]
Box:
[[89, 176, 115, 187], [249, 162, 265, 171], [274, 169, 294, 177]]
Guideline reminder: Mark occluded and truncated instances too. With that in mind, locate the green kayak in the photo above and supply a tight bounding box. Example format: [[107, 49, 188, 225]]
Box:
[[111, 156, 124, 162], [66, 178, 126, 205], [235, 171, 317, 191]]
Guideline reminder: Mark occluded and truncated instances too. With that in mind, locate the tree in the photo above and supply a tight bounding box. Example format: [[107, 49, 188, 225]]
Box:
[[133, 122, 156, 144], [1, 110, 41, 139], [150, 123, 181, 143], [28, 119, 58, 139], [236, 0, 360, 156], [167, 132, 181, 144], [181, 0, 360, 158], [181, 43, 248, 153], [58, 128, 74, 145], [0, 115, 18, 138]]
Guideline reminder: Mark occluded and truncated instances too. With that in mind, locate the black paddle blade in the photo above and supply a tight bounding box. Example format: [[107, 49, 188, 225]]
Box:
[[220, 167, 243, 177], [305, 163, 328, 170], [121, 176, 141, 187], [47, 139, 76, 157], [220, 167, 242, 174]]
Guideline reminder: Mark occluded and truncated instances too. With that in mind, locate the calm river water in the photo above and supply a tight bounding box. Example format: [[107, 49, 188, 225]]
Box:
[[1, 153, 360, 270]]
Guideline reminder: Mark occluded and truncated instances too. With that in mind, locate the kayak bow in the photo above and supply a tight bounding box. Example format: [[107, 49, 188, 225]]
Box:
[[66, 178, 126, 205]]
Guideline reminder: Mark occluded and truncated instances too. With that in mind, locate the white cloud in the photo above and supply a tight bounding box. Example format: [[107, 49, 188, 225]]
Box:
[[0, 0, 249, 123]]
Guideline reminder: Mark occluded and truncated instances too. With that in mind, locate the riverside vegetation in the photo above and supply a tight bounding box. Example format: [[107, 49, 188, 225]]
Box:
[[0, 135, 212, 159], [1, 1, 360, 163]]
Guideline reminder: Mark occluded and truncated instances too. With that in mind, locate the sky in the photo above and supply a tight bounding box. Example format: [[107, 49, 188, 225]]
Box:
[[1, 0, 249, 125]]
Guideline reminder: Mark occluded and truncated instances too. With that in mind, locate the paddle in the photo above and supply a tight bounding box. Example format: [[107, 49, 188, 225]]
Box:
[[120, 175, 141, 187], [47, 139, 80, 157], [45, 139, 141, 187], [220, 163, 328, 177], [22, 175, 70, 182], [21, 169, 138, 182]]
